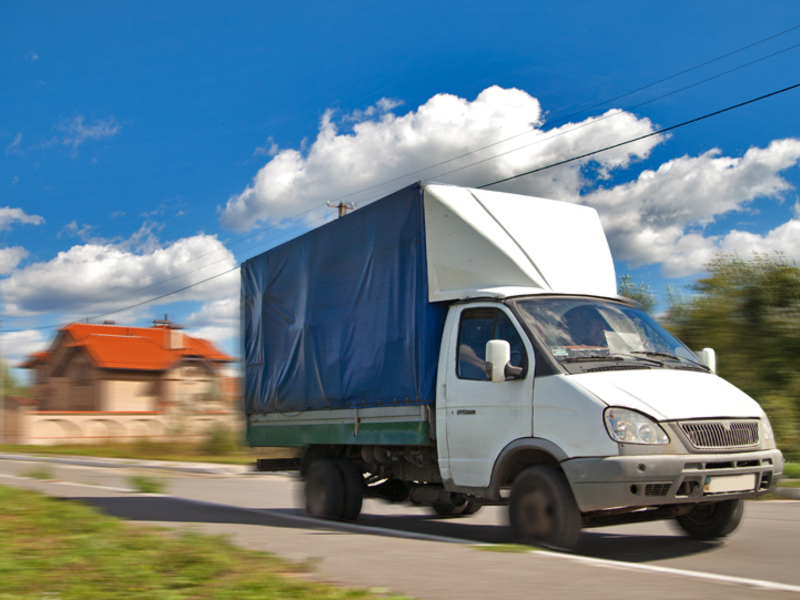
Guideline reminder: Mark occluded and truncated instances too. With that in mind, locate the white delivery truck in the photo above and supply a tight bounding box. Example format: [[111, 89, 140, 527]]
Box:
[[242, 182, 782, 550]]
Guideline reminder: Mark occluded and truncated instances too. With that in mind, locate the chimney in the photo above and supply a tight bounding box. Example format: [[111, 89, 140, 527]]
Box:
[[170, 328, 185, 350]]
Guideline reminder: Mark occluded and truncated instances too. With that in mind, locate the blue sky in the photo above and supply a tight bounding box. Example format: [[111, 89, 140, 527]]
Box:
[[3, 1, 800, 381]]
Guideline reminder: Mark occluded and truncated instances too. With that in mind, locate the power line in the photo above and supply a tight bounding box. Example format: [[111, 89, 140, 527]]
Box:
[[549, 24, 800, 123], [90, 265, 242, 321], [33, 25, 800, 318], [279, 24, 800, 208], [8, 80, 800, 334], [7, 27, 800, 334], [4, 207, 337, 333], [8, 79, 800, 335], [425, 41, 800, 184], [479, 81, 800, 189]]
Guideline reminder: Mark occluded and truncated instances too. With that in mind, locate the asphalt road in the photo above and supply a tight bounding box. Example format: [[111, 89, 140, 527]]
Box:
[[2, 454, 799, 599]]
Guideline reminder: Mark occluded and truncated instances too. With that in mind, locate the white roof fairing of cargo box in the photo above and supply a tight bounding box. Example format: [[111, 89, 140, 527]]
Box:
[[422, 184, 617, 302]]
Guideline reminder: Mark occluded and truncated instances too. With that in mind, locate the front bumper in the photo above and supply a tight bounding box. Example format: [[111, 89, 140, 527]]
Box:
[[562, 449, 783, 513]]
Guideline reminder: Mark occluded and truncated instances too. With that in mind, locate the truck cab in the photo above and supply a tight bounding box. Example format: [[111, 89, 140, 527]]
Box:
[[435, 294, 781, 549]]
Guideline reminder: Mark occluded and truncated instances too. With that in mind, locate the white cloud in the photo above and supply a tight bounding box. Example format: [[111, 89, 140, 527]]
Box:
[[220, 86, 664, 230], [0, 232, 238, 319], [53, 116, 121, 153], [2, 329, 47, 370], [6, 133, 22, 156], [58, 221, 96, 242], [582, 138, 800, 276], [184, 297, 239, 346], [0, 247, 29, 274], [220, 85, 800, 279], [0, 207, 44, 231]]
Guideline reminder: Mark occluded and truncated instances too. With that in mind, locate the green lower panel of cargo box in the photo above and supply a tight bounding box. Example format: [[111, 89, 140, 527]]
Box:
[[246, 419, 432, 447]]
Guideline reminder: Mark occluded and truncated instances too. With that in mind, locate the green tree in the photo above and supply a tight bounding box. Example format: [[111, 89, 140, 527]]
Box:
[[665, 253, 800, 458], [1, 362, 28, 397], [617, 274, 656, 314]]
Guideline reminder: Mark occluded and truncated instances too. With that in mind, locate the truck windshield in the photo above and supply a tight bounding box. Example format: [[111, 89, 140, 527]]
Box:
[[513, 297, 700, 368]]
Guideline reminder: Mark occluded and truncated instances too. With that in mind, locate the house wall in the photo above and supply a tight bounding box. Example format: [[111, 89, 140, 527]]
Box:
[[17, 328, 241, 445], [101, 374, 158, 412]]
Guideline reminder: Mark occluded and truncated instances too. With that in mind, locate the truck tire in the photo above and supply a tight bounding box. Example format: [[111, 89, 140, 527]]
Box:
[[304, 459, 345, 519], [509, 466, 581, 551], [335, 459, 364, 521], [675, 499, 744, 540]]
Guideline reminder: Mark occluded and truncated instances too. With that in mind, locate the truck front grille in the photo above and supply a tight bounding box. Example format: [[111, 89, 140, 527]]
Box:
[[680, 420, 759, 450]]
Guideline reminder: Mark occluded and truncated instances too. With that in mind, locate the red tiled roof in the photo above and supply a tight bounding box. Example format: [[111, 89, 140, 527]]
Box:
[[183, 336, 231, 361], [19, 351, 50, 369], [73, 334, 178, 370], [22, 322, 234, 372]]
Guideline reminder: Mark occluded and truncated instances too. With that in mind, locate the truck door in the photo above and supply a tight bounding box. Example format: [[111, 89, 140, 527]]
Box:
[[442, 304, 534, 488]]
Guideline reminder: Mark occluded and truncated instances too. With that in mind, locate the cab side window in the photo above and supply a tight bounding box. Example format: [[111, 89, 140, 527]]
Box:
[[457, 308, 528, 380]]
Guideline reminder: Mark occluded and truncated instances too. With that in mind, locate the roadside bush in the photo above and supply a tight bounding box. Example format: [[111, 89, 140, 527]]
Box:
[[201, 424, 239, 456], [128, 474, 167, 494]]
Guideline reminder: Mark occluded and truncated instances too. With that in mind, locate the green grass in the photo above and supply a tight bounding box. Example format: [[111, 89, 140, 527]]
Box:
[[0, 442, 299, 466], [128, 475, 167, 494], [0, 484, 409, 600], [23, 466, 54, 480], [783, 462, 800, 479]]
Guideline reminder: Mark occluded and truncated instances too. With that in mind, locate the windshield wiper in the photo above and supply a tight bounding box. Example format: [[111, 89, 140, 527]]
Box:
[[631, 351, 709, 371], [612, 353, 664, 367]]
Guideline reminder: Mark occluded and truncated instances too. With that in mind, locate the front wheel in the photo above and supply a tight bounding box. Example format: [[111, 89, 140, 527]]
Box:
[[508, 466, 581, 551], [675, 499, 744, 540]]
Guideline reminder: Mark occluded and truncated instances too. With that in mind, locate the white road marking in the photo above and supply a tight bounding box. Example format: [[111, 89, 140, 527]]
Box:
[[4, 470, 800, 593], [0, 472, 134, 493], [538, 550, 800, 594]]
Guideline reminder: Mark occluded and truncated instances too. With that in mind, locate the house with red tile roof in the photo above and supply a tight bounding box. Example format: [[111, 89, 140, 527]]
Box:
[[17, 320, 239, 445]]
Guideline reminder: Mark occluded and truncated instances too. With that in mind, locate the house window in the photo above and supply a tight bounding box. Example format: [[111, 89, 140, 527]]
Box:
[[76, 362, 90, 386]]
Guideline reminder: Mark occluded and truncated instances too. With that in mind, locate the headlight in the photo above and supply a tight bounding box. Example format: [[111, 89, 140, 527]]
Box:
[[762, 414, 774, 441], [604, 407, 669, 445]]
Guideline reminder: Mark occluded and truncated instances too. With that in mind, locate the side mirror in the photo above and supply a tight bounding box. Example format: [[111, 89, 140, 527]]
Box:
[[696, 348, 716, 374], [485, 340, 524, 383]]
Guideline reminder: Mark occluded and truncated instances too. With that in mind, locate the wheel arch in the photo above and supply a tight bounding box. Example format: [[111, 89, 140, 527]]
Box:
[[490, 438, 569, 496]]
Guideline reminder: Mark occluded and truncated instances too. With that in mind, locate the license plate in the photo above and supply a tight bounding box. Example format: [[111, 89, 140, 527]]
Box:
[[704, 474, 757, 494]]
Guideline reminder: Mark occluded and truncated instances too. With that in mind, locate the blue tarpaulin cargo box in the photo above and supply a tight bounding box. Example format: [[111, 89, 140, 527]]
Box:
[[241, 183, 448, 415]]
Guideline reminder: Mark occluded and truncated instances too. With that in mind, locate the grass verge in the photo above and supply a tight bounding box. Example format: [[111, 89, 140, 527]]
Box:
[[0, 442, 299, 466], [783, 462, 800, 479], [22, 466, 54, 480], [0, 484, 408, 600], [128, 474, 167, 494]]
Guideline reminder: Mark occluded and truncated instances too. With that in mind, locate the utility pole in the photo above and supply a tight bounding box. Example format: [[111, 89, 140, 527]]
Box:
[[327, 201, 354, 218]]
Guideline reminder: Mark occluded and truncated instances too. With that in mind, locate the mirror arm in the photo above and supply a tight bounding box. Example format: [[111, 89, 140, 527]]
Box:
[[504, 364, 523, 378]]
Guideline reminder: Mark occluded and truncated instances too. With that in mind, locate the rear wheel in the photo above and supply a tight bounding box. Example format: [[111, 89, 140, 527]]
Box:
[[336, 459, 364, 521], [675, 499, 744, 540], [509, 466, 581, 551], [304, 459, 345, 519]]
